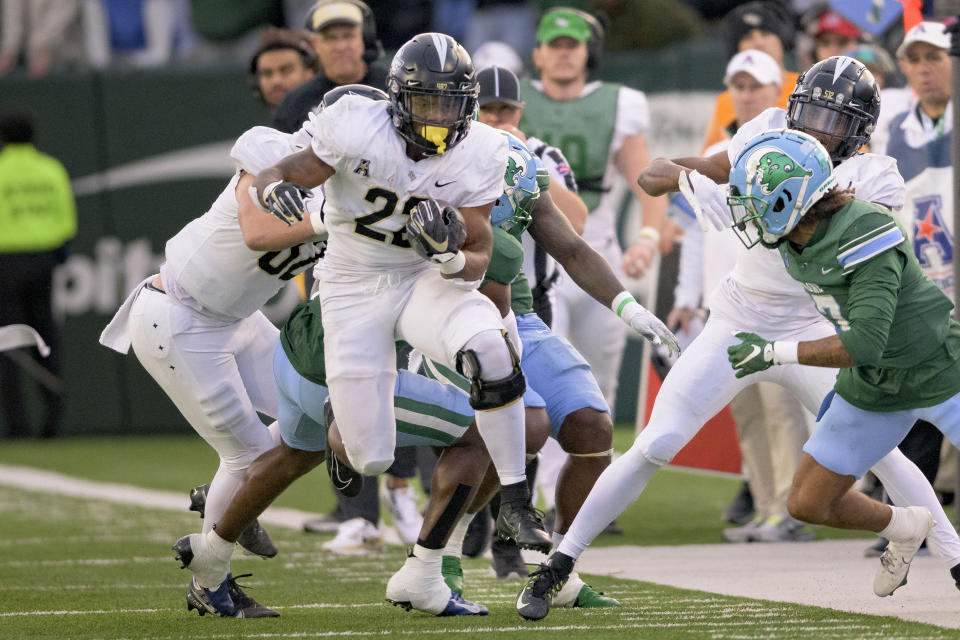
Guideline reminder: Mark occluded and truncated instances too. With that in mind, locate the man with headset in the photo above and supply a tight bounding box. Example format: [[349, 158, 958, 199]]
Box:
[[518, 7, 674, 415], [272, 0, 388, 134], [249, 28, 319, 110]]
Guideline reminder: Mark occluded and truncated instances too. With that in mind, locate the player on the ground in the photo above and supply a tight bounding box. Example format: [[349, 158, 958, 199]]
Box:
[[514, 57, 960, 621], [100, 122, 327, 618]]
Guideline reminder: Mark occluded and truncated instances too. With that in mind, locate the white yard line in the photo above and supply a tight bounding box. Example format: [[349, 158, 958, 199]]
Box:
[[1, 463, 955, 630]]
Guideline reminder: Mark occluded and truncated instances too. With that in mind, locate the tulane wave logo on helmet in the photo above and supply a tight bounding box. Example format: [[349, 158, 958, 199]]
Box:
[[491, 133, 540, 230], [754, 151, 813, 195]]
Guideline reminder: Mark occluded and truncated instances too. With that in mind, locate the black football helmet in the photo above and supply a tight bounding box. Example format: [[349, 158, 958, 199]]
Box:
[[787, 56, 880, 164], [388, 33, 478, 156]]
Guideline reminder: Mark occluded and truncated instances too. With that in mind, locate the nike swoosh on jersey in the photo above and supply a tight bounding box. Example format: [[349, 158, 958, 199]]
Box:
[[821, 267, 835, 274], [734, 344, 762, 369], [434, 180, 456, 187]]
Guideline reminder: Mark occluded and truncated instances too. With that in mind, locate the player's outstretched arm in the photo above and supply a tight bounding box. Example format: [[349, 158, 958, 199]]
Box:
[[728, 331, 854, 379], [236, 172, 324, 251], [529, 191, 679, 355], [637, 150, 730, 197]]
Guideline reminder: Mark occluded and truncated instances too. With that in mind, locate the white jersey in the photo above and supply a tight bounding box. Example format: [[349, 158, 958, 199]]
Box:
[[161, 126, 323, 321], [306, 96, 507, 278], [708, 107, 905, 326]]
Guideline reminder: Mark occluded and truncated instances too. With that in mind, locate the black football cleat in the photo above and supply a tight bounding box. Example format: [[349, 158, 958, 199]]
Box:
[[323, 397, 363, 498], [516, 554, 573, 621], [496, 501, 551, 553], [227, 573, 279, 618]]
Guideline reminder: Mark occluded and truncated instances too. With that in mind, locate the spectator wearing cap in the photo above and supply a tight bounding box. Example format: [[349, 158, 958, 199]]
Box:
[[272, 0, 387, 133], [250, 27, 319, 108], [671, 48, 811, 543], [702, 1, 798, 152], [809, 9, 861, 64], [476, 65, 587, 303], [519, 6, 672, 415], [883, 21, 953, 296]]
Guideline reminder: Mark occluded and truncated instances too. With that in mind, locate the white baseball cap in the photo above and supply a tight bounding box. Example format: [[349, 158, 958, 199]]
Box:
[[896, 21, 950, 58], [723, 49, 782, 87]]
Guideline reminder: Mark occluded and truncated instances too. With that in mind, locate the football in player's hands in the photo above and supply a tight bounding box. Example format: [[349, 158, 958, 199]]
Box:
[[260, 180, 312, 226], [406, 199, 467, 264]]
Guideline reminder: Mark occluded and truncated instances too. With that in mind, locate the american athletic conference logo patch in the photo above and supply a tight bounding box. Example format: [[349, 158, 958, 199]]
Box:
[[912, 194, 954, 296]]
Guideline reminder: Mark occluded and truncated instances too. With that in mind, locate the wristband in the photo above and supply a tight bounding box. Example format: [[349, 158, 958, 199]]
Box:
[[310, 210, 326, 236], [638, 226, 661, 245], [248, 185, 269, 212], [611, 291, 637, 317], [773, 341, 799, 364], [438, 251, 466, 275]]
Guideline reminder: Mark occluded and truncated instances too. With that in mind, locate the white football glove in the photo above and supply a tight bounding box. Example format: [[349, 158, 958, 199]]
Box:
[[678, 169, 730, 232], [612, 292, 681, 358]]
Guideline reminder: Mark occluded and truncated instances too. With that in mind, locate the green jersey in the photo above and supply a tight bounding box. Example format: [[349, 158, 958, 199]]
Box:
[[280, 299, 329, 387], [779, 199, 960, 411], [518, 80, 619, 211]]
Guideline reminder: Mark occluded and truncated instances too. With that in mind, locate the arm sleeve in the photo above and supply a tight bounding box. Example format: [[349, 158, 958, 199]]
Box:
[[837, 223, 906, 366]]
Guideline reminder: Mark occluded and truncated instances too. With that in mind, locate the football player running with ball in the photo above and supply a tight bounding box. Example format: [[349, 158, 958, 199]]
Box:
[[515, 57, 960, 621], [253, 32, 551, 572]]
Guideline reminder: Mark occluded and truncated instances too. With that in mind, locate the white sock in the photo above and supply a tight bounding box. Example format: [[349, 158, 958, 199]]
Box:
[[203, 464, 246, 534], [872, 449, 960, 566], [551, 531, 564, 553], [443, 513, 473, 558], [557, 443, 662, 559], [193, 529, 235, 589], [877, 506, 908, 540], [412, 543, 443, 569], [475, 399, 527, 485]]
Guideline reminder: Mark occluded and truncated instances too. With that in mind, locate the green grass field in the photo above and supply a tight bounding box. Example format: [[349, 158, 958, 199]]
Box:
[[0, 428, 949, 639]]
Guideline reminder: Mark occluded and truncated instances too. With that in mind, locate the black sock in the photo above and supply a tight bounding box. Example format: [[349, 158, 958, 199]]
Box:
[[500, 480, 530, 506], [550, 551, 575, 577]]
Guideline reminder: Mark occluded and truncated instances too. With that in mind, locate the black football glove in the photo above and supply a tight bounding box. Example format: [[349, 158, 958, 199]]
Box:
[[257, 180, 312, 226], [406, 199, 467, 264]]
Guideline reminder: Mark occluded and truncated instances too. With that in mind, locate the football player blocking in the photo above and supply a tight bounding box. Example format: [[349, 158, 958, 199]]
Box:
[[516, 57, 960, 621]]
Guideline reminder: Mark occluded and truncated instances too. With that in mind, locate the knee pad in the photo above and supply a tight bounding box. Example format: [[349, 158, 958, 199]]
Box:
[[357, 457, 394, 476], [635, 426, 687, 466], [456, 330, 525, 411]]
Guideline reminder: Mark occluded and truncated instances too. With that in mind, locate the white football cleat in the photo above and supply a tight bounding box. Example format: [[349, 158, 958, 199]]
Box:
[[321, 517, 384, 555], [381, 483, 423, 546], [874, 506, 935, 597], [386, 553, 487, 616]]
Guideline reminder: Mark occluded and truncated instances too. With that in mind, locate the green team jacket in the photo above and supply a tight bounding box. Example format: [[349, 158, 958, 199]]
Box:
[[779, 199, 960, 411]]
